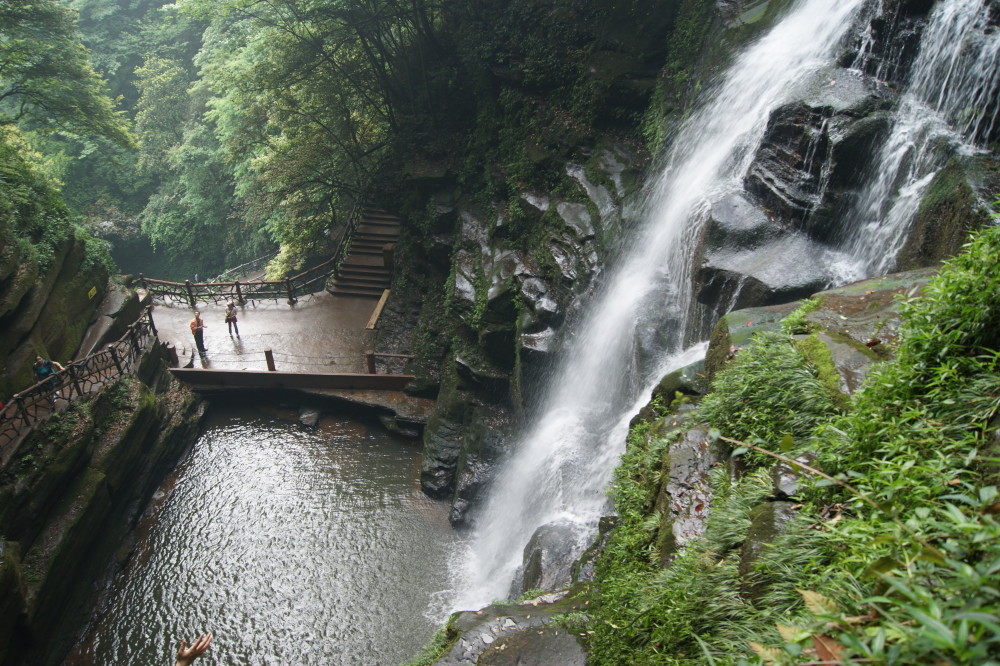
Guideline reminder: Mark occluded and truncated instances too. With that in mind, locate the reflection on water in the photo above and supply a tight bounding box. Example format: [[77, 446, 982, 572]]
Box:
[[67, 408, 455, 666]]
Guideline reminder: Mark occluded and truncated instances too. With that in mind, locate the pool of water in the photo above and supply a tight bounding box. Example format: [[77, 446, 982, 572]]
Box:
[[66, 406, 456, 665]]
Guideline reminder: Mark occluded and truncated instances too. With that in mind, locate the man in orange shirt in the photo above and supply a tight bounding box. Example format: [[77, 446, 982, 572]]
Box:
[[190, 311, 207, 353]]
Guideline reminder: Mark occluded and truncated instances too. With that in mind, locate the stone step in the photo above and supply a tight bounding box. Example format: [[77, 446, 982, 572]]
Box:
[[359, 218, 400, 228], [362, 209, 399, 220], [340, 267, 390, 278], [340, 262, 390, 273], [351, 244, 382, 257], [355, 230, 399, 241], [329, 285, 386, 298], [334, 273, 390, 286]]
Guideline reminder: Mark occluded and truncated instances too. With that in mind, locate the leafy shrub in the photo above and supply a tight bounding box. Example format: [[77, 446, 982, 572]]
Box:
[[700, 331, 839, 462]]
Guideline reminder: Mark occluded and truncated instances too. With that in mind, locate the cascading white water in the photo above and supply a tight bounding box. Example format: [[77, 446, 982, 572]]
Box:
[[844, 0, 1000, 277], [441, 0, 867, 613]]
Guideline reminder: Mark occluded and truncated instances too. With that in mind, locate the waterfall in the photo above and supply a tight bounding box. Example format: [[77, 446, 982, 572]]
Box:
[[440, 0, 867, 614], [844, 0, 1000, 277]]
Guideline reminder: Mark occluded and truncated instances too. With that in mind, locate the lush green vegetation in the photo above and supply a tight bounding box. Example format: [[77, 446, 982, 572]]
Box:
[[0, 1, 123, 276], [3, 0, 694, 281], [586, 219, 1000, 664]]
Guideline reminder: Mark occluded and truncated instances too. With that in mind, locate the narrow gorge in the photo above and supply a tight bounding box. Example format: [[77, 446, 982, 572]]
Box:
[[1, 0, 998, 664]]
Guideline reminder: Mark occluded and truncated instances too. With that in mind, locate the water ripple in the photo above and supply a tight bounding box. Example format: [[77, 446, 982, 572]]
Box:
[[67, 408, 455, 666]]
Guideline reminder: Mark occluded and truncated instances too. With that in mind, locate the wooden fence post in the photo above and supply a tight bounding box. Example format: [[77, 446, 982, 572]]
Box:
[[69, 363, 84, 399], [108, 344, 124, 374], [285, 278, 296, 305], [15, 396, 31, 426], [185, 280, 196, 309], [165, 342, 179, 368], [235, 280, 245, 305], [146, 306, 157, 336], [128, 325, 139, 357], [366, 351, 377, 374], [139, 273, 147, 291], [264, 349, 276, 372]]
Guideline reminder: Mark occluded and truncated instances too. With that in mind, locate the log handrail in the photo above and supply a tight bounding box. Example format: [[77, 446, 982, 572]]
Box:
[[137, 196, 369, 307], [0, 306, 159, 454]]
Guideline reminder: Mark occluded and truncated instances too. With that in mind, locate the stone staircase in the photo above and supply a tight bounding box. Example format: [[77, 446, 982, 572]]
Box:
[[328, 208, 400, 298]]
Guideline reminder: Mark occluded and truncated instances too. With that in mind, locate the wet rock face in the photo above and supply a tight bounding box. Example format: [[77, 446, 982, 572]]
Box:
[[512, 521, 579, 597], [743, 70, 891, 240], [692, 71, 896, 321], [655, 426, 722, 565], [421, 416, 465, 499], [852, 2, 929, 85]]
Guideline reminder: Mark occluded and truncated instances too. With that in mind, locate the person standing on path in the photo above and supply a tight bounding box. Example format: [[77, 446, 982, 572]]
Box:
[[224, 301, 239, 336], [190, 311, 207, 353]]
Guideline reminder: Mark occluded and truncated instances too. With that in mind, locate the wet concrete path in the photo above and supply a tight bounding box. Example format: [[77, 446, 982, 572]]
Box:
[[147, 290, 435, 424], [148, 291, 379, 373]]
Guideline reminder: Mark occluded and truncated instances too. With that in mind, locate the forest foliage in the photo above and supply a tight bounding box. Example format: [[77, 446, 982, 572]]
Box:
[[5, 0, 682, 280]]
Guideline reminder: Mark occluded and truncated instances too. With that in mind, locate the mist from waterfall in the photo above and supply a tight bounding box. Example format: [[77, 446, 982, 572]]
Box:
[[844, 0, 1000, 277], [439, 0, 867, 614]]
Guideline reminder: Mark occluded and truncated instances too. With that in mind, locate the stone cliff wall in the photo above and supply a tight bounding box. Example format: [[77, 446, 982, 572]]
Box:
[[0, 229, 109, 398], [0, 342, 204, 666]]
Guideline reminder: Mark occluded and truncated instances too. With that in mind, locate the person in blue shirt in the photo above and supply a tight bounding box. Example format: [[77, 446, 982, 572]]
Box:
[[33, 355, 64, 405]]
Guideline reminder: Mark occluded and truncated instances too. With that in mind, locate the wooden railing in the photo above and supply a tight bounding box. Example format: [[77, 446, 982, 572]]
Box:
[[137, 256, 337, 307], [0, 307, 159, 453], [137, 198, 367, 307], [208, 251, 278, 283]]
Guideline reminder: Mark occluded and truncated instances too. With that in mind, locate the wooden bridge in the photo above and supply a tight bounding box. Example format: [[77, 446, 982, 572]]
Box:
[[170, 351, 415, 392]]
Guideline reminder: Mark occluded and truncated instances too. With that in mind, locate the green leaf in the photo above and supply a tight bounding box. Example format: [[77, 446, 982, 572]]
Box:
[[780, 433, 794, 452]]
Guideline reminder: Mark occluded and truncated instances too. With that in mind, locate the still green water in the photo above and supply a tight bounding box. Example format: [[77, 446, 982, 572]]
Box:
[[67, 407, 456, 665]]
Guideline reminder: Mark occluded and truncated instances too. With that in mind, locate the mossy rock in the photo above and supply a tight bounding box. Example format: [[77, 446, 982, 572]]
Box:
[[0, 542, 26, 663], [704, 302, 799, 382], [895, 155, 995, 271]]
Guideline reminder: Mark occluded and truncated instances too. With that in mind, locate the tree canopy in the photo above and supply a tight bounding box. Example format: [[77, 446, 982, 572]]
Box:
[[0, 0, 133, 146]]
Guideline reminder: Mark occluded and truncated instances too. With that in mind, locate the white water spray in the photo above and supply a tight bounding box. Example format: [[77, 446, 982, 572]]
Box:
[[442, 0, 867, 613], [844, 0, 1000, 277]]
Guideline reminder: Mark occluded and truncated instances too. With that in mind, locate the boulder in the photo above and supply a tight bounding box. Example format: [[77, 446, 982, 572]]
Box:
[[435, 591, 586, 666], [513, 521, 579, 596], [705, 302, 798, 381], [801, 266, 938, 350], [697, 233, 847, 318], [770, 453, 816, 499], [895, 155, 997, 271], [299, 407, 320, 429], [741, 69, 893, 242], [478, 626, 586, 666]]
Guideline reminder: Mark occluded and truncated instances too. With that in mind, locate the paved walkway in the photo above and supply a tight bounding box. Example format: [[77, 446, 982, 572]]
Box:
[[150, 290, 435, 424], [150, 291, 382, 374]]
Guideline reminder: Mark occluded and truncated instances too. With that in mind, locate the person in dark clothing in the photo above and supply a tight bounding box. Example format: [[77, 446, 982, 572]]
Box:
[[190, 312, 207, 353]]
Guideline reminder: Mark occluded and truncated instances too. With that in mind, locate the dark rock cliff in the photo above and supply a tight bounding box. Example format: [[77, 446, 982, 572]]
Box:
[[0, 338, 204, 666]]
